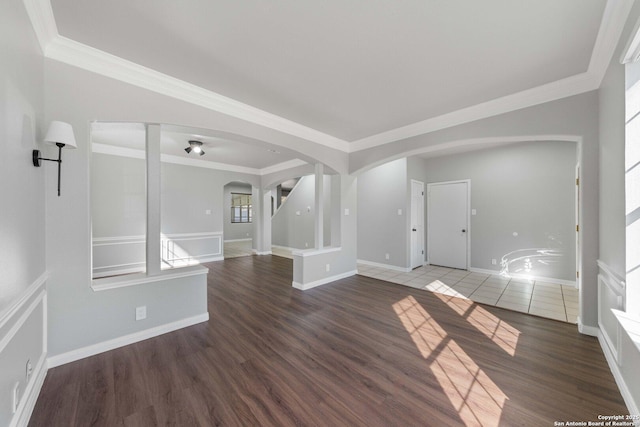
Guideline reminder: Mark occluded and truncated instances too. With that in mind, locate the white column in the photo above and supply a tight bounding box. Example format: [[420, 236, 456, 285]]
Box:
[[146, 124, 161, 275], [315, 163, 324, 249]]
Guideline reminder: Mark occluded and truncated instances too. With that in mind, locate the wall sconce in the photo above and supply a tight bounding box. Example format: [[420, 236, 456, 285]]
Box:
[[32, 121, 77, 196]]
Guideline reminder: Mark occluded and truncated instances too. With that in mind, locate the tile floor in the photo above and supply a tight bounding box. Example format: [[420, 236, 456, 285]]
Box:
[[357, 263, 578, 323]]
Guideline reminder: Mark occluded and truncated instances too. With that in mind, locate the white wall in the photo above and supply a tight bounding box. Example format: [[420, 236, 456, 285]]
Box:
[[357, 158, 409, 269], [0, 0, 48, 424], [418, 140, 577, 281], [223, 182, 253, 241]]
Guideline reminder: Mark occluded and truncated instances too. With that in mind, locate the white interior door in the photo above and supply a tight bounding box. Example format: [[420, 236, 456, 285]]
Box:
[[410, 180, 425, 269], [428, 181, 469, 270]]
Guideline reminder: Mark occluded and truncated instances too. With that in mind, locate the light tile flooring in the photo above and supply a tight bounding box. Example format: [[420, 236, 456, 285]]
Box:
[[357, 263, 578, 324]]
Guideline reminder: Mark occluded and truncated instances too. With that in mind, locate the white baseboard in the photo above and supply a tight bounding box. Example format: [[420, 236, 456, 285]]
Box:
[[356, 259, 411, 273], [224, 238, 252, 243], [11, 352, 47, 427], [598, 331, 640, 419], [47, 312, 209, 368], [293, 270, 357, 291], [577, 317, 599, 336], [469, 267, 576, 286], [252, 249, 272, 255], [198, 255, 224, 263]]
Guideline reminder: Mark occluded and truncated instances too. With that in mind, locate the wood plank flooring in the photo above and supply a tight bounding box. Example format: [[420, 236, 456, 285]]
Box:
[[30, 256, 628, 426]]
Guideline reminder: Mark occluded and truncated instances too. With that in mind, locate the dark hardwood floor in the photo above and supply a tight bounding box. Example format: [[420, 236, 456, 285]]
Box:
[[30, 256, 628, 426]]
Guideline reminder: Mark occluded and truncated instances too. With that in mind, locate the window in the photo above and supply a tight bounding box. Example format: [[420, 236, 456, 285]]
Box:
[[231, 193, 252, 223]]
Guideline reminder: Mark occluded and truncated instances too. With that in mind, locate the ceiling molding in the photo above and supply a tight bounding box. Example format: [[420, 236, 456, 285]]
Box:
[[351, 134, 583, 176], [621, 16, 640, 64], [25, 0, 631, 156], [91, 143, 307, 176], [348, 73, 597, 152], [589, 0, 635, 76], [45, 36, 349, 152], [22, 0, 57, 53]]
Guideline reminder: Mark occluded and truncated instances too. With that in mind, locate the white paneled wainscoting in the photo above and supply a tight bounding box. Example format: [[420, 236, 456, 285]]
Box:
[[596, 260, 640, 418], [0, 273, 48, 427], [92, 232, 223, 277]]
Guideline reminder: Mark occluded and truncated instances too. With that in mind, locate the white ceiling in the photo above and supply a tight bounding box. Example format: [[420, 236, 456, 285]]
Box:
[[90, 122, 303, 171], [51, 0, 606, 142]]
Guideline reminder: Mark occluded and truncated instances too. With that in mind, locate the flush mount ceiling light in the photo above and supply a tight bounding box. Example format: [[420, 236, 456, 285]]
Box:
[[185, 140, 205, 156]]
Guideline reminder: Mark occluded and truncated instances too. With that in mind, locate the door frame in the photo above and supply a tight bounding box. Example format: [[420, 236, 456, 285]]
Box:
[[426, 179, 471, 270], [410, 179, 425, 269]]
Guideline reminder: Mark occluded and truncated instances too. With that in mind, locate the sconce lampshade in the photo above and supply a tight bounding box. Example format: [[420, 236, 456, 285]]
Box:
[[44, 121, 77, 149]]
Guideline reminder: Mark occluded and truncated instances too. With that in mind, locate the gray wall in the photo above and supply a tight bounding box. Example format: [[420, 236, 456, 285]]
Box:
[[418, 140, 577, 281], [597, 0, 640, 415], [271, 175, 332, 249], [0, 0, 47, 423], [223, 182, 253, 241], [91, 153, 146, 238], [350, 91, 600, 328], [599, 36, 627, 279], [357, 158, 408, 268]]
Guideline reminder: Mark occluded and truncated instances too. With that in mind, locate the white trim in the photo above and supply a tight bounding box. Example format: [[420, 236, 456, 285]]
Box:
[[0, 290, 45, 353], [91, 265, 208, 291], [292, 246, 342, 257], [578, 317, 600, 336], [260, 159, 308, 176], [224, 238, 252, 243], [0, 272, 48, 330], [92, 143, 307, 176], [292, 270, 357, 291], [93, 265, 146, 279], [46, 36, 348, 151], [163, 231, 223, 240], [591, 0, 636, 75], [47, 312, 209, 368], [599, 273, 622, 364], [92, 235, 145, 246], [252, 250, 272, 255], [349, 75, 598, 152], [21, 0, 57, 53], [23, 0, 632, 154], [469, 267, 577, 287], [621, 10, 640, 63], [356, 259, 411, 273], [597, 259, 626, 295], [10, 352, 47, 427], [613, 309, 640, 353], [598, 330, 640, 419]]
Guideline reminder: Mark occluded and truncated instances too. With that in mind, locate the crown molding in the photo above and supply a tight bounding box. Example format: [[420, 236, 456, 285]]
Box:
[[351, 134, 583, 175], [91, 143, 306, 176], [589, 0, 635, 77], [25, 0, 632, 156], [348, 0, 633, 152], [22, 0, 57, 53]]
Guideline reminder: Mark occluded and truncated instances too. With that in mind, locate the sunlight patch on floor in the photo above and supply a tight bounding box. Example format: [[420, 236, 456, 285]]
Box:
[[393, 295, 509, 427], [434, 293, 520, 356]]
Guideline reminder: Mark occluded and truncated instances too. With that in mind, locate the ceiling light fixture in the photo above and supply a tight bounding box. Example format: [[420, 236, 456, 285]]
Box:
[[185, 140, 205, 156]]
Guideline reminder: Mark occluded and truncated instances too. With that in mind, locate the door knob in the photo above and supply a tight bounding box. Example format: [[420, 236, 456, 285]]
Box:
[[461, 229, 466, 233], [412, 228, 417, 231]]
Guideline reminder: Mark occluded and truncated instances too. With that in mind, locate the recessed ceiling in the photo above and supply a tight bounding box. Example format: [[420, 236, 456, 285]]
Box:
[[90, 122, 302, 170], [51, 0, 606, 142]]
